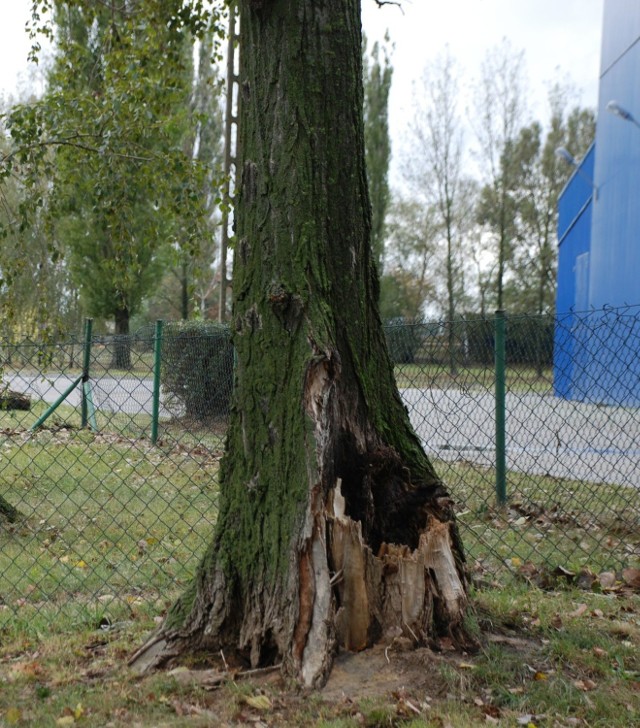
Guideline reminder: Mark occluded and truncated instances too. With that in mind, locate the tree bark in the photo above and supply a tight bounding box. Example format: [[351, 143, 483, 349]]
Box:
[[112, 307, 131, 370], [130, 0, 473, 687]]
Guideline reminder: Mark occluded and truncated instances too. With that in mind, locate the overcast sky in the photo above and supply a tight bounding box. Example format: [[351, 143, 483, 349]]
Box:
[[1, 0, 604, 177]]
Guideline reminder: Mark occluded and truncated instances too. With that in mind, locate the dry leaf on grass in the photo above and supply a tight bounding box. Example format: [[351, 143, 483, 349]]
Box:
[[568, 603, 588, 618], [244, 694, 273, 711], [573, 678, 597, 691], [622, 567, 640, 590]]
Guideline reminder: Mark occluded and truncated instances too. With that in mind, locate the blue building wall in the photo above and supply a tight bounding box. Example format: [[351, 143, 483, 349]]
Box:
[[589, 0, 640, 309], [554, 145, 594, 399], [554, 0, 640, 406]]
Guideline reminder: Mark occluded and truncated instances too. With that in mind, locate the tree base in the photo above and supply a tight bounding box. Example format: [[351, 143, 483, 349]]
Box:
[[129, 479, 476, 686]]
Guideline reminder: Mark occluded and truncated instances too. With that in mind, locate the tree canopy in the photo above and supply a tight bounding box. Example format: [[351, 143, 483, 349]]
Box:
[[1, 0, 226, 344]]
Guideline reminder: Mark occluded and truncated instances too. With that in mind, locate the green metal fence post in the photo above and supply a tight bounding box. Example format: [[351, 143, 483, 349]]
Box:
[[81, 318, 93, 428], [494, 309, 507, 506], [29, 376, 83, 432], [151, 320, 163, 445]]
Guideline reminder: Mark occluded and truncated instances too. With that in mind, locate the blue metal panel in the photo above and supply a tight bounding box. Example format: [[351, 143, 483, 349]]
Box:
[[555, 0, 640, 406], [569, 0, 640, 406], [600, 0, 640, 79], [554, 147, 594, 399], [590, 0, 640, 309]]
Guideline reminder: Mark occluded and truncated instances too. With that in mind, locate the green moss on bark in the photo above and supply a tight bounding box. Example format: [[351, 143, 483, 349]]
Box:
[[134, 0, 468, 681]]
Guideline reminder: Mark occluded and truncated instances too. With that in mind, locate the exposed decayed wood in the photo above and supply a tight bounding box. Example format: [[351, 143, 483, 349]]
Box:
[[330, 507, 370, 651], [322, 482, 466, 660]]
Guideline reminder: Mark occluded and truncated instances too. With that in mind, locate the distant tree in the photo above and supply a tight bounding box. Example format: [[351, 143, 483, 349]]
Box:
[[473, 40, 528, 311], [505, 91, 595, 316], [381, 196, 440, 319], [400, 50, 477, 370], [0, 104, 78, 342], [140, 28, 225, 323], [3, 1, 222, 365], [363, 33, 393, 273]]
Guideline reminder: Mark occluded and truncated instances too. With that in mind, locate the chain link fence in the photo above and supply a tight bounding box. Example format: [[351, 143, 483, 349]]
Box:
[[1, 308, 639, 627]]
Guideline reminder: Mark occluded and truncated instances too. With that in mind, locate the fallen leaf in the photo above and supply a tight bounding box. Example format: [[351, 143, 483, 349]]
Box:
[[568, 603, 588, 618], [553, 565, 575, 581], [599, 571, 616, 589], [10, 661, 43, 680], [573, 678, 597, 691], [56, 717, 75, 727], [5, 707, 22, 725], [481, 704, 501, 720], [622, 567, 640, 590], [576, 568, 596, 590], [533, 671, 548, 681], [245, 694, 272, 711], [550, 614, 563, 630], [592, 647, 606, 657]]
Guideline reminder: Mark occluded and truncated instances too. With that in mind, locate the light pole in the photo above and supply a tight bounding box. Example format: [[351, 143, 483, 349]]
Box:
[[606, 100, 640, 129], [555, 147, 599, 200]]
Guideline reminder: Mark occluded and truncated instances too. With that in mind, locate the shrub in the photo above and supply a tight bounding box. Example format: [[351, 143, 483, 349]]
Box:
[[162, 321, 234, 421], [384, 318, 427, 364]]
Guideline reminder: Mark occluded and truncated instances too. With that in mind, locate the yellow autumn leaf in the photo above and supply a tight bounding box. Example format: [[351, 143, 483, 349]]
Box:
[[511, 557, 522, 567], [245, 694, 272, 711], [56, 717, 75, 727], [74, 560, 88, 569], [5, 707, 22, 725], [533, 671, 548, 681], [74, 703, 85, 719]]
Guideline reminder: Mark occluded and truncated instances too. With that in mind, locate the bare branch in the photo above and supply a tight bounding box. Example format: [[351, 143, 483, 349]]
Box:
[[2, 135, 153, 165], [372, 0, 404, 10]]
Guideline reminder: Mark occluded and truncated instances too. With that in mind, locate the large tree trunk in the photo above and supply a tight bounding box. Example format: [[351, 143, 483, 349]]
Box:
[[130, 0, 473, 687], [112, 307, 131, 370]]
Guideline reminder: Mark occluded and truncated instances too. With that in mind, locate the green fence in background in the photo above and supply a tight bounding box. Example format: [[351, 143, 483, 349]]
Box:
[[0, 308, 638, 628]]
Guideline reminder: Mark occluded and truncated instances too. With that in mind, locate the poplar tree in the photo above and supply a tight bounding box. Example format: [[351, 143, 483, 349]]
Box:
[[363, 34, 393, 274], [4, 1, 219, 364], [131, 0, 472, 687]]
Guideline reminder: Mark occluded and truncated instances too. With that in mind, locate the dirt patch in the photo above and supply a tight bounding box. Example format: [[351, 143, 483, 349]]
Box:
[[321, 643, 452, 702]]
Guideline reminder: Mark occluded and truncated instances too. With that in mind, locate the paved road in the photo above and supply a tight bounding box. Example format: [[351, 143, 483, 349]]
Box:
[[6, 373, 179, 419], [404, 388, 640, 488], [6, 374, 640, 487]]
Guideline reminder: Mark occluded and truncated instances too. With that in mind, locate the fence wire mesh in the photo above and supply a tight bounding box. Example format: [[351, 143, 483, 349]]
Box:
[[1, 308, 638, 627]]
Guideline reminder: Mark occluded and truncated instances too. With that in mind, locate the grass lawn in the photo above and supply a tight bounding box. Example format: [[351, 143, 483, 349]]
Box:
[[0, 399, 638, 725], [393, 362, 554, 394]]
